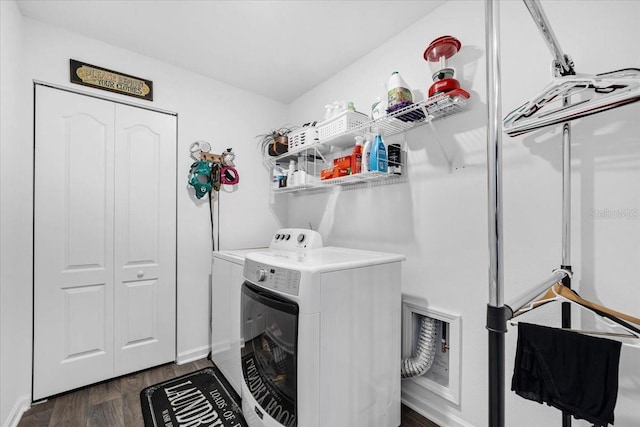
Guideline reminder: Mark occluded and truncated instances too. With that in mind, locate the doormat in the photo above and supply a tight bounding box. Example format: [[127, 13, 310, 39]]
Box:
[[140, 366, 248, 427]]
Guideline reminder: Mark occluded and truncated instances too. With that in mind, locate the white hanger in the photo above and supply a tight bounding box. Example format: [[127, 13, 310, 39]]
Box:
[[503, 68, 640, 137], [511, 283, 640, 338]]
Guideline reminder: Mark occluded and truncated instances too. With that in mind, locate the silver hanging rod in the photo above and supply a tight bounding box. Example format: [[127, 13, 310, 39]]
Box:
[[486, 0, 504, 309], [522, 0, 573, 74]]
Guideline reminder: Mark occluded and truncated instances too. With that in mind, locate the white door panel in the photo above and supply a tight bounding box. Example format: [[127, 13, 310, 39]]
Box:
[[113, 103, 176, 376], [34, 87, 115, 400], [121, 279, 159, 345], [61, 283, 108, 360]]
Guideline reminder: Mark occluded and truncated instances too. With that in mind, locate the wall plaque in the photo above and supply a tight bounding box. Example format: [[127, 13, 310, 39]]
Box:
[[70, 59, 153, 101]]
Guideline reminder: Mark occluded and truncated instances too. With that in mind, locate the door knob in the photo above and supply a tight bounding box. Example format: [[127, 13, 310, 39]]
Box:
[[137, 270, 144, 278]]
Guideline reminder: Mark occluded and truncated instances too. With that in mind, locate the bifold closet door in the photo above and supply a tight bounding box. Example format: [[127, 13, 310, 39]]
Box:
[[33, 86, 176, 400], [112, 103, 176, 376]]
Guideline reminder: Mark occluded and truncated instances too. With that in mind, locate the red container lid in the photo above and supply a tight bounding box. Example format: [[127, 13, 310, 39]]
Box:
[[424, 36, 462, 62]]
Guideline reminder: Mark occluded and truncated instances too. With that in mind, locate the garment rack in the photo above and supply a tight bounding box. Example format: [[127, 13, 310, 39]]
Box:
[[486, 1, 578, 426]]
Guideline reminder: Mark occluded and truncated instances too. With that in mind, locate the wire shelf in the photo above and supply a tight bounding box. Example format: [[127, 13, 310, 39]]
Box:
[[273, 171, 407, 194], [273, 183, 318, 194], [358, 93, 469, 139], [271, 93, 469, 162], [268, 93, 468, 194], [315, 171, 395, 186]]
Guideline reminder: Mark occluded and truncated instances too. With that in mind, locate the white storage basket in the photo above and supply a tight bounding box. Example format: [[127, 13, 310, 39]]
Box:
[[317, 110, 369, 145], [288, 127, 319, 151]]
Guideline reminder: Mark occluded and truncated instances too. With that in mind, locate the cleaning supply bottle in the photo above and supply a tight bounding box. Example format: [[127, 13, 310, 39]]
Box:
[[388, 143, 402, 175], [323, 104, 333, 121], [287, 160, 296, 187], [371, 96, 382, 119], [273, 163, 285, 189], [362, 136, 372, 172], [351, 136, 364, 174], [369, 131, 388, 173], [387, 71, 413, 112], [373, 82, 389, 119]]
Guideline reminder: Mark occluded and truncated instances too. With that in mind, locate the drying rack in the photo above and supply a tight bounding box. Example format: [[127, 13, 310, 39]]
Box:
[[484, 1, 640, 426]]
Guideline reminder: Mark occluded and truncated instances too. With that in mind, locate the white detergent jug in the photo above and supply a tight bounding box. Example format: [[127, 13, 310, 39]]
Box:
[[387, 71, 413, 111]]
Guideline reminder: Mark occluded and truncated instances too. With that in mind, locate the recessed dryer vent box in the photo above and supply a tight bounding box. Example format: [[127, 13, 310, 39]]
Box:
[[401, 298, 461, 405]]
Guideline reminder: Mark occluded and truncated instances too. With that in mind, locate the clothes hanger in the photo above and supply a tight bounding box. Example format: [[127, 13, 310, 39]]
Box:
[[511, 283, 640, 338], [503, 68, 640, 137]]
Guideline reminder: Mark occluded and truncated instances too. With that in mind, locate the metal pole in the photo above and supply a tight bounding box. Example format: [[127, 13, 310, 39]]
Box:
[[561, 94, 573, 427], [486, 0, 503, 310], [485, 1, 506, 426], [523, 0, 573, 74], [561, 89, 572, 267]]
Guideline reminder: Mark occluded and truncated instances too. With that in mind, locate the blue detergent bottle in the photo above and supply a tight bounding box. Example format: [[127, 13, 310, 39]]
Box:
[[369, 132, 388, 172]]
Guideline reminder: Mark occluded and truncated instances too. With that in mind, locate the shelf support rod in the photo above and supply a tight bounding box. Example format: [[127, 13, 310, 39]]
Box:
[[420, 104, 454, 171], [427, 120, 454, 174]]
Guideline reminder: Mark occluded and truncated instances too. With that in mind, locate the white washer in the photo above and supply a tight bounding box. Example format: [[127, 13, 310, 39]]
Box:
[[211, 248, 268, 394], [240, 228, 405, 427]]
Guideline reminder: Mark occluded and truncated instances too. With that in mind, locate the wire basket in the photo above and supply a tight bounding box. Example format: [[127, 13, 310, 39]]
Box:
[[317, 110, 369, 145], [288, 127, 319, 151]]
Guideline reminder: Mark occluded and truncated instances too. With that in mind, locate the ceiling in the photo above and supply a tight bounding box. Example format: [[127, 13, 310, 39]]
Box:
[[16, 0, 445, 103]]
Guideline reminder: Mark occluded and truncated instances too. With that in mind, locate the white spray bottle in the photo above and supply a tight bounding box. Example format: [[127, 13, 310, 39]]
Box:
[[362, 136, 372, 172]]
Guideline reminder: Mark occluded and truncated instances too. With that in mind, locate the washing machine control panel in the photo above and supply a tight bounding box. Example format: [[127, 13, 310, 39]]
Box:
[[244, 259, 301, 296], [269, 228, 323, 251]]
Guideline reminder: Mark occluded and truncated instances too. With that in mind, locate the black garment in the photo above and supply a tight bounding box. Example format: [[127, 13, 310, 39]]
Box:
[[511, 322, 622, 426]]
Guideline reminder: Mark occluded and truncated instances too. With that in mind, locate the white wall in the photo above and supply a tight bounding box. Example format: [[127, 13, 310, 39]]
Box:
[[286, 1, 640, 426], [1, 2, 287, 423], [1, 2, 32, 425]]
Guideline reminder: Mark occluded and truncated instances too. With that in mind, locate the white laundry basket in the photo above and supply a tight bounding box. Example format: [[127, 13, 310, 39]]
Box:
[[317, 110, 369, 144]]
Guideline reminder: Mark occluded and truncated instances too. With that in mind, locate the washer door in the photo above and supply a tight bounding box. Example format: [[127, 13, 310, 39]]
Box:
[[241, 282, 298, 426]]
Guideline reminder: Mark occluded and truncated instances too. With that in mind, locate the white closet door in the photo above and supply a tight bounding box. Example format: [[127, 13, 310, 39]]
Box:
[[113, 103, 176, 375], [33, 86, 116, 400], [34, 86, 177, 400]]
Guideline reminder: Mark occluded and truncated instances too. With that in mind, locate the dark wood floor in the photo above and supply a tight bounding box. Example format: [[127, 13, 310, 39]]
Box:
[[401, 405, 440, 427], [18, 358, 439, 426]]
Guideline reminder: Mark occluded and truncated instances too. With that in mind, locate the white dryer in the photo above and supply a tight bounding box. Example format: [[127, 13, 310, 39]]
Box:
[[239, 228, 405, 427]]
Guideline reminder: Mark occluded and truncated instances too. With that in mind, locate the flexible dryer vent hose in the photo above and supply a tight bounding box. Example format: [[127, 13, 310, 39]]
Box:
[[401, 316, 438, 379]]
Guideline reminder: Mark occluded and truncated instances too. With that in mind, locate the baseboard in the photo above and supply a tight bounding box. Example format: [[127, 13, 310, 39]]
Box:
[[176, 345, 211, 365], [402, 388, 474, 427], [2, 394, 31, 427], [211, 341, 231, 356]]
